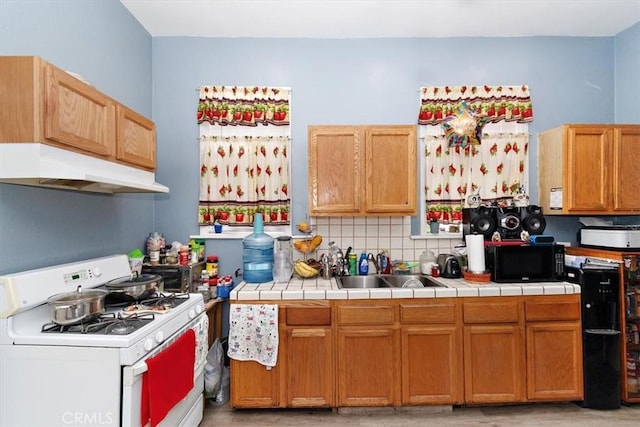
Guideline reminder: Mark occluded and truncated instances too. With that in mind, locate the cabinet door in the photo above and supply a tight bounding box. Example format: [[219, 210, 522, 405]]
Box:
[[365, 125, 417, 214], [401, 326, 463, 405], [230, 359, 279, 408], [463, 324, 525, 403], [526, 322, 583, 401], [308, 126, 362, 215], [612, 125, 640, 212], [337, 328, 398, 406], [116, 104, 156, 170], [286, 327, 334, 407], [44, 64, 116, 157], [565, 126, 611, 212]]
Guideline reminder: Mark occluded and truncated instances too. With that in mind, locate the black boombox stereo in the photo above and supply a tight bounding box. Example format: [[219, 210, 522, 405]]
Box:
[[462, 205, 546, 240]]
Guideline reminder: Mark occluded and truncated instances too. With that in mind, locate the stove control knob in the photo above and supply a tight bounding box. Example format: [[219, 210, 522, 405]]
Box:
[[155, 331, 164, 343], [93, 267, 102, 277], [195, 304, 203, 314], [188, 309, 196, 319], [144, 338, 154, 351]]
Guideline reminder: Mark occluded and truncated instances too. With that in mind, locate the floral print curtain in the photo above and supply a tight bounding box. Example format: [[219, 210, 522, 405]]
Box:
[[422, 132, 529, 221], [418, 85, 533, 125], [197, 86, 291, 227], [418, 85, 532, 223]]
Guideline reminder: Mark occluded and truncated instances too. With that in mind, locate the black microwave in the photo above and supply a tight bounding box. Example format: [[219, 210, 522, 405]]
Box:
[[485, 244, 565, 283]]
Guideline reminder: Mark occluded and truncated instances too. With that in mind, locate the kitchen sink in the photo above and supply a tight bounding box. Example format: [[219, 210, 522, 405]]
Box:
[[376, 275, 439, 288], [336, 275, 387, 288], [336, 274, 442, 289]]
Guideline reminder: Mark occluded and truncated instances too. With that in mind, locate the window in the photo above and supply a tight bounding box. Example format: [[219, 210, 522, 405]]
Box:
[[416, 85, 533, 236]]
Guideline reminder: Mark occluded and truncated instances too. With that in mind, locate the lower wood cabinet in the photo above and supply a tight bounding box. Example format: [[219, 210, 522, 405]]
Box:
[[230, 359, 279, 408], [400, 300, 463, 405], [462, 299, 526, 404], [464, 324, 526, 403], [336, 302, 398, 406], [230, 295, 582, 409], [285, 306, 334, 407], [524, 296, 583, 401]]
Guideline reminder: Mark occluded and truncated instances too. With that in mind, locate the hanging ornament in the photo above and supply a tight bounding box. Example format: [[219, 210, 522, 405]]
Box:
[[441, 101, 487, 148]]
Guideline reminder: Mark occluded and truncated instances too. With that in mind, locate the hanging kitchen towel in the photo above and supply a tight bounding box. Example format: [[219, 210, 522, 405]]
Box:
[[228, 304, 279, 367], [141, 329, 195, 427]]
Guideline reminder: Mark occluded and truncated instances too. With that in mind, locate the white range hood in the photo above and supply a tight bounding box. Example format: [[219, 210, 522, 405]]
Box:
[[0, 143, 169, 194]]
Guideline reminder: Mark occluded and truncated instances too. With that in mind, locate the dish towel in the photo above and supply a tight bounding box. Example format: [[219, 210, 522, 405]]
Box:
[[141, 329, 195, 427], [228, 304, 279, 368]]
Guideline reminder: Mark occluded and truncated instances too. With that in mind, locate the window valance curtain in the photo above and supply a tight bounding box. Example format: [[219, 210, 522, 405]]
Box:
[[197, 85, 290, 126], [417, 85, 533, 125], [197, 86, 291, 227]]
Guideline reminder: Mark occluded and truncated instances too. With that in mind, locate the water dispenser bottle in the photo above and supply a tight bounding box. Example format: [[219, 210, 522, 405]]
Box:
[[242, 214, 274, 283]]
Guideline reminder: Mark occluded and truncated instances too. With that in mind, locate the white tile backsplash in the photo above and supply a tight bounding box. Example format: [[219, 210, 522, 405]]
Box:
[[298, 216, 463, 265]]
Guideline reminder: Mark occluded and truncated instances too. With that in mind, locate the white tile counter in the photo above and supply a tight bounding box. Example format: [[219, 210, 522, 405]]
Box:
[[230, 275, 580, 301]]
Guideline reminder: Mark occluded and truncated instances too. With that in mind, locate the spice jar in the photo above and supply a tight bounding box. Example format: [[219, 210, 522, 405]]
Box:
[[206, 255, 219, 278], [179, 245, 190, 266]]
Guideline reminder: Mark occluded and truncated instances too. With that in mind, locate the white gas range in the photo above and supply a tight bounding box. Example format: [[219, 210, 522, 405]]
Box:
[[0, 255, 208, 427]]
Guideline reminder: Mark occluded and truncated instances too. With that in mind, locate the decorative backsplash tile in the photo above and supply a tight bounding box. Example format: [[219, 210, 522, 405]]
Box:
[[297, 216, 463, 265]]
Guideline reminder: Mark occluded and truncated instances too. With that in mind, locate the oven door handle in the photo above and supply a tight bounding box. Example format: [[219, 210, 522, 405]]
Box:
[[123, 361, 148, 386]]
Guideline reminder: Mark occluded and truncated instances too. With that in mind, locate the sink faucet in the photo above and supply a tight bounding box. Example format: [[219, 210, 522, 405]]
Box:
[[367, 253, 379, 274]]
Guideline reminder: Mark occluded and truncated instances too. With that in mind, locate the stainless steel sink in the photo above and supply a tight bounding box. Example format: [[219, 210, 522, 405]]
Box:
[[336, 275, 387, 288], [336, 274, 442, 289], [377, 275, 439, 288]]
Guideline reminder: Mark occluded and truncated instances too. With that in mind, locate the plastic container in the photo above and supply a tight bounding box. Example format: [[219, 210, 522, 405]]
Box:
[[273, 236, 293, 283], [348, 253, 357, 276], [242, 214, 274, 283], [179, 245, 190, 266], [420, 250, 437, 275], [206, 255, 219, 277], [358, 252, 368, 275]]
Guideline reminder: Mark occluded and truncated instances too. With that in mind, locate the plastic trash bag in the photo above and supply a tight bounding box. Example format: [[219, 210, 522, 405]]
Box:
[[204, 338, 224, 396]]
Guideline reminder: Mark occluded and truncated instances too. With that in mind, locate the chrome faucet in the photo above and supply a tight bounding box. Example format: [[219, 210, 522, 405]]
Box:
[[367, 253, 379, 274]]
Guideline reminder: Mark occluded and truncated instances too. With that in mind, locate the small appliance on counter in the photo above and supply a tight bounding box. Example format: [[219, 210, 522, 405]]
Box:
[[142, 261, 205, 293], [578, 225, 640, 251], [485, 243, 565, 283], [436, 254, 462, 278]]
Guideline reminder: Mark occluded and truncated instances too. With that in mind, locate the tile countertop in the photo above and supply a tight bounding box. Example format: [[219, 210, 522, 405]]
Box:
[[229, 275, 580, 301]]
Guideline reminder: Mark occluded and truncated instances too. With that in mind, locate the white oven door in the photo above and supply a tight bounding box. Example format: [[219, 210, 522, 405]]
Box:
[[121, 313, 209, 427]]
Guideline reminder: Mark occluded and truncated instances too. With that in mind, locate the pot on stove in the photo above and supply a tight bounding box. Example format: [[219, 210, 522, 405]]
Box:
[[46, 286, 108, 325], [105, 273, 164, 301]]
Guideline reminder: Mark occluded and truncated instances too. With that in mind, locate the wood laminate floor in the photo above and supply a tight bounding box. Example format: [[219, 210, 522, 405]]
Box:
[[201, 401, 640, 426]]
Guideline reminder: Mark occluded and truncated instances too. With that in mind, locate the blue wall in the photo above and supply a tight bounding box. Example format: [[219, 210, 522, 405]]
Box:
[[615, 22, 640, 123], [1, 1, 638, 275], [0, 0, 154, 274]]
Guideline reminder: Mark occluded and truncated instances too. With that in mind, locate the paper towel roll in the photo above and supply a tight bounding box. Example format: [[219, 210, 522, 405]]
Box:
[[465, 234, 486, 273]]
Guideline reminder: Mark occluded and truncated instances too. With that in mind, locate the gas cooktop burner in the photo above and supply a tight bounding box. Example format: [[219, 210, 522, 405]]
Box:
[[41, 312, 155, 335], [139, 292, 190, 308], [104, 290, 190, 308]]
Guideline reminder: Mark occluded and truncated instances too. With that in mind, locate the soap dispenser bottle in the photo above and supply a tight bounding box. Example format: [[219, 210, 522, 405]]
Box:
[[358, 252, 369, 275]]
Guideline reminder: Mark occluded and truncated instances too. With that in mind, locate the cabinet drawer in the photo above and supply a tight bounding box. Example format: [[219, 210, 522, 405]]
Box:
[[463, 301, 520, 323], [400, 302, 456, 324], [525, 297, 580, 322], [337, 305, 394, 325], [286, 306, 331, 326]]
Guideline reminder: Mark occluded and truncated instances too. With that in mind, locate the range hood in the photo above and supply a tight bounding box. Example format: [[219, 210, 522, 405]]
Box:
[[0, 143, 169, 194]]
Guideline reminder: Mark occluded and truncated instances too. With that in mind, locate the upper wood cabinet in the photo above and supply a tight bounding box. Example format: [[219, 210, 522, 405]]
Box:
[[538, 124, 640, 215], [308, 125, 417, 216], [0, 56, 156, 171]]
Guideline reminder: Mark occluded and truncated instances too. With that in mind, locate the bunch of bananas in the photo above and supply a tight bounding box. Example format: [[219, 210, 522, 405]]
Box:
[[294, 260, 319, 278], [294, 235, 323, 254]]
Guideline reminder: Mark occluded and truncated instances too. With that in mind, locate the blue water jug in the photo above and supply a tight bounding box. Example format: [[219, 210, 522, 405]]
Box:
[[242, 214, 274, 283]]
